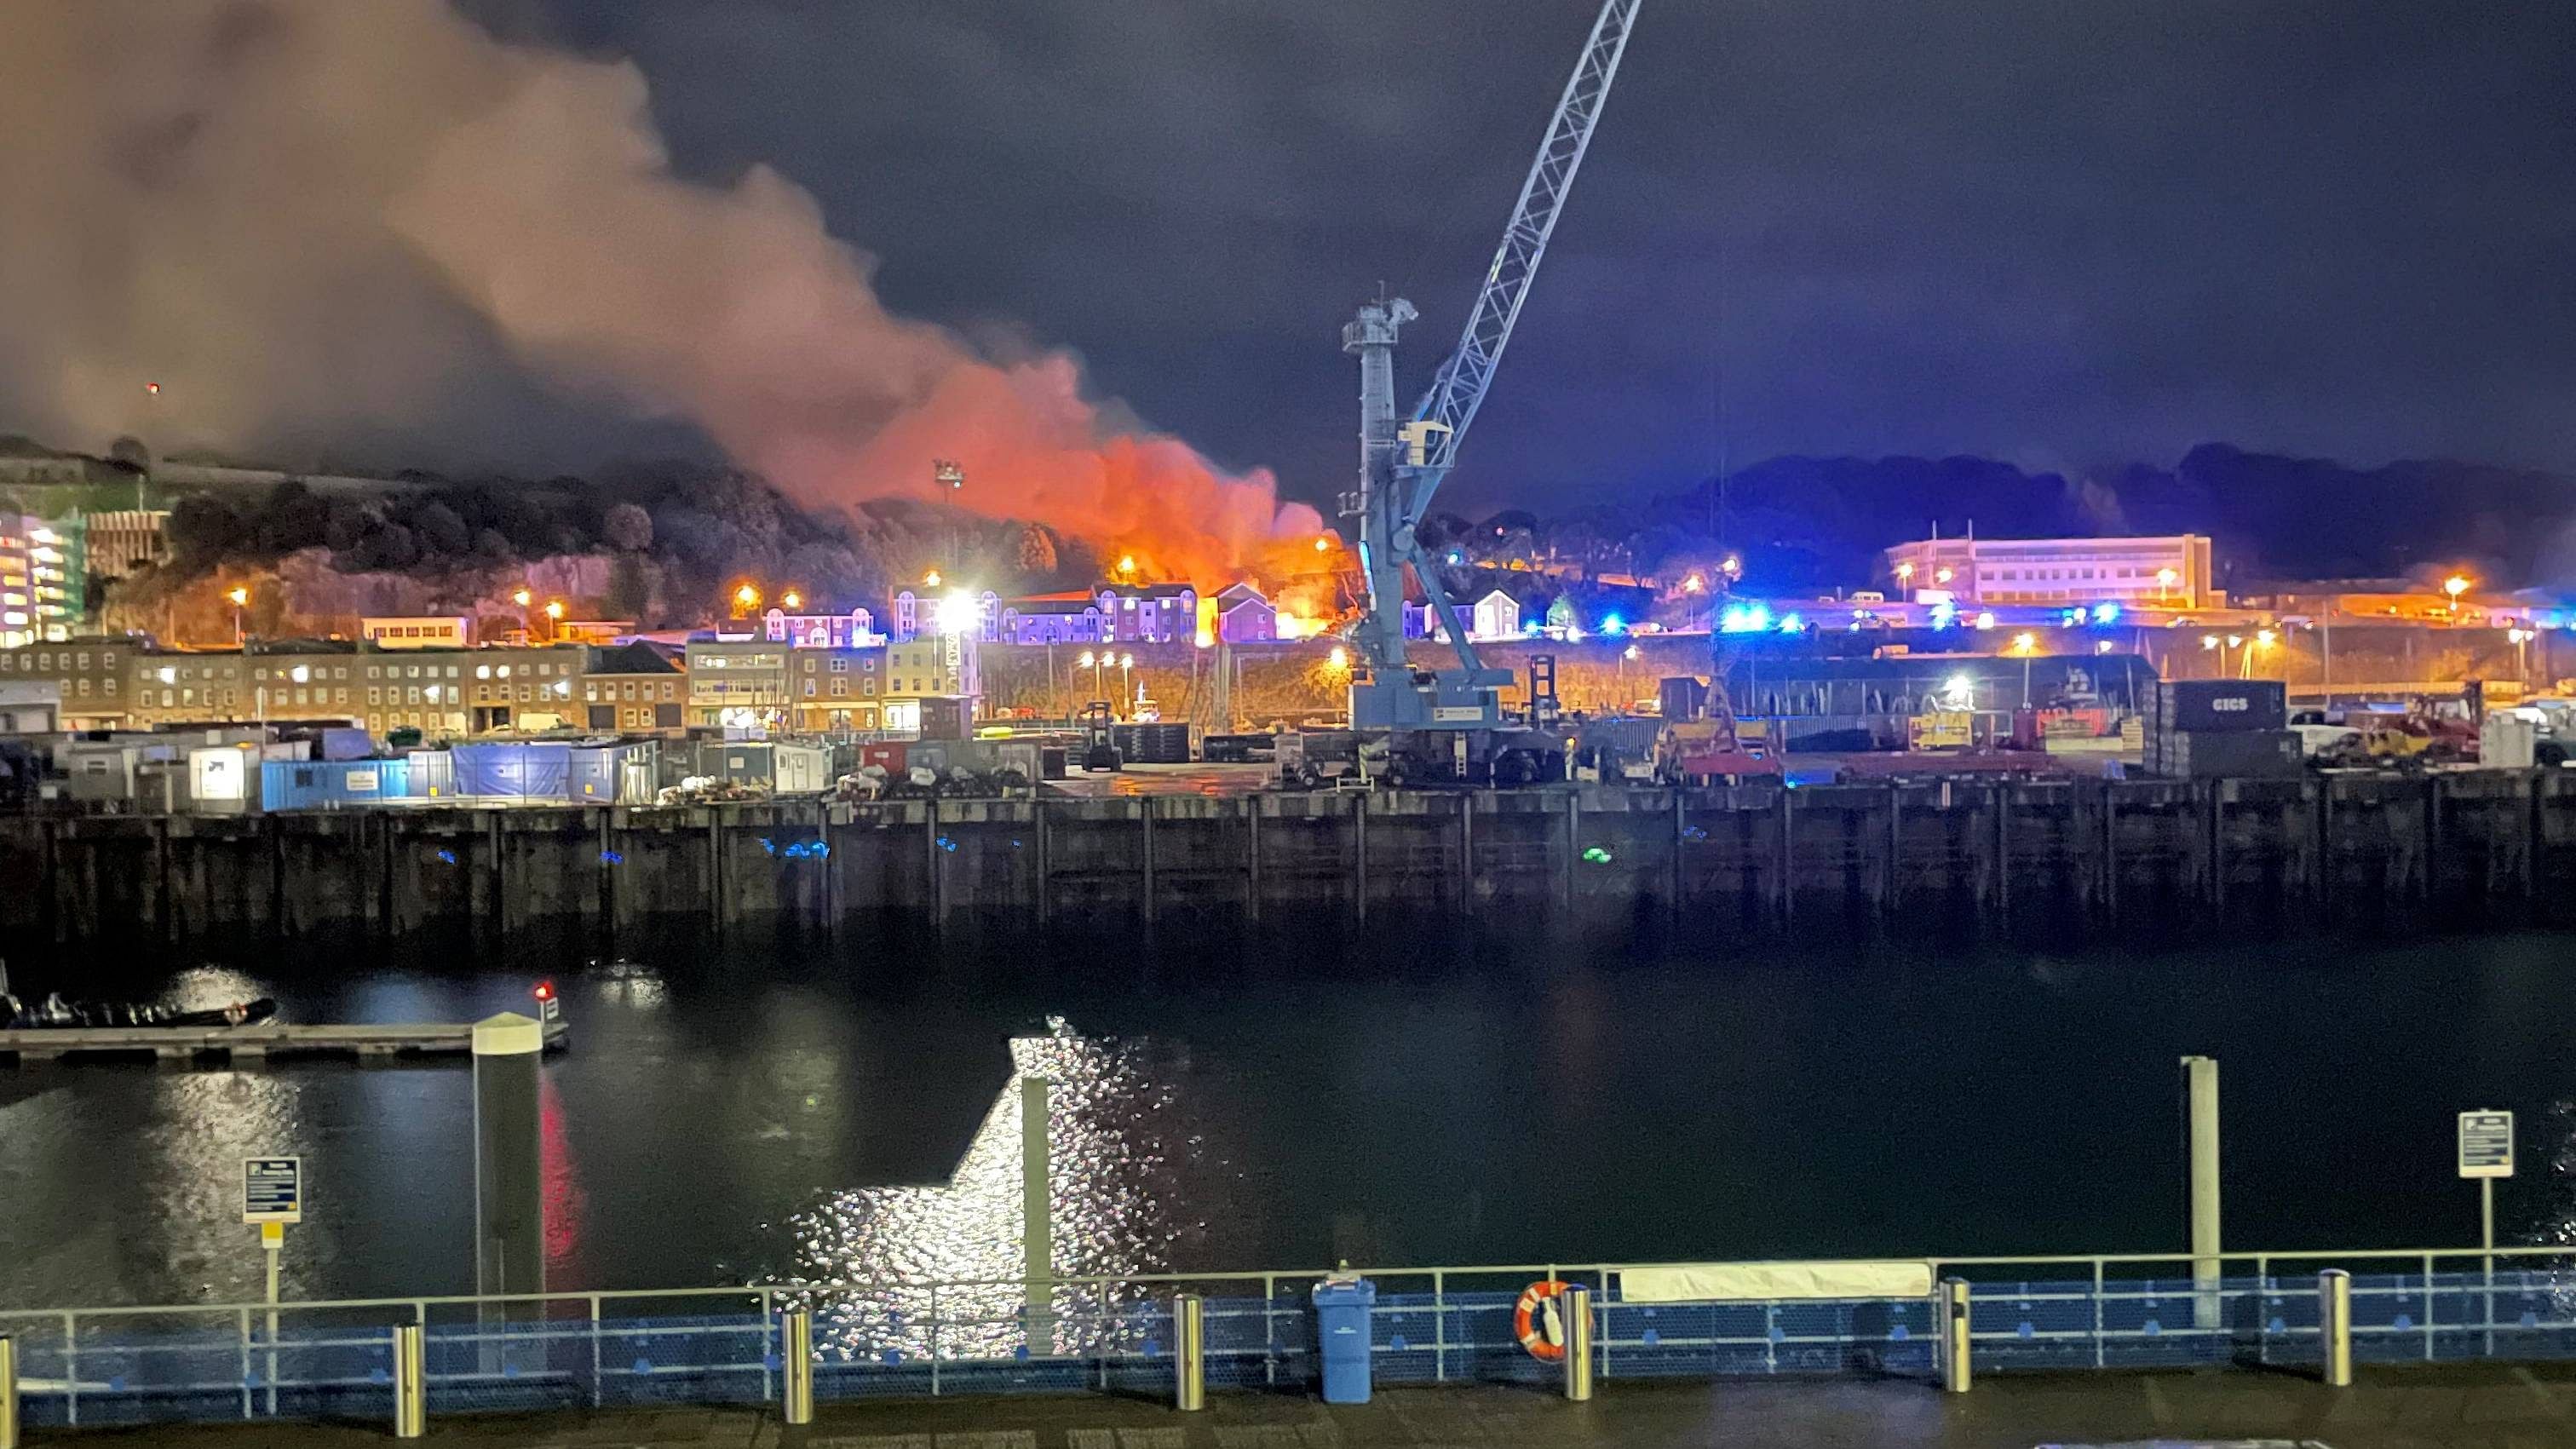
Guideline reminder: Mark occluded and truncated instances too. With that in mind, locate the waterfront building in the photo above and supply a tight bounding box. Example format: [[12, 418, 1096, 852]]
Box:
[[578, 642, 685, 733], [1095, 583, 1197, 643], [685, 639, 788, 730], [998, 591, 1109, 644], [1213, 583, 1276, 643], [2, 636, 136, 727], [761, 607, 883, 649], [784, 641, 888, 731], [1882, 533, 2216, 610]]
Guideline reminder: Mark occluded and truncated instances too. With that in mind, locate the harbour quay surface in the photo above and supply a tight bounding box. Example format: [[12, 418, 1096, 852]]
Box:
[[26, 1366, 2576, 1448]]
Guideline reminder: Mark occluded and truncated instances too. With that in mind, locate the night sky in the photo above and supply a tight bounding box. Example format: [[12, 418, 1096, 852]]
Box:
[[454, 0, 2576, 515]]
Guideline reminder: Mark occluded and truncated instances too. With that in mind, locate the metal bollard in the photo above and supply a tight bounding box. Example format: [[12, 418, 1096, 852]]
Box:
[[2, 1333, 20, 1449], [1561, 1285, 1593, 1402], [392, 1323, 425, 1440], [1941, 1279, 1972, 1394], [1175, 1294, 1206, 1412], [782, 1308, 814, 1426], [2319, 1269, 2352, 1389]]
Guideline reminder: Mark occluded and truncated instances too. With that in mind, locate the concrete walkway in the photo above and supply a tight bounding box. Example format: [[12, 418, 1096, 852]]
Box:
[[32, 1365, 2576, 1448]]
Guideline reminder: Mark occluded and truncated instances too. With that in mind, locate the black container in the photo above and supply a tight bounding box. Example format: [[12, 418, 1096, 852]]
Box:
[[2153, 679, 2286, 733], [1112, 723, 1193, 764], [2147, 727, 2302, 779]]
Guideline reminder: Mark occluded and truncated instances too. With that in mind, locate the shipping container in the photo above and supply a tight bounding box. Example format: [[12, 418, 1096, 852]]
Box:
[[2146, 728, 2302, 779], [569, 740, 659, 804], [405, 749, 457, 800], [313, 727, 376, 762], [707, 740, 834, 795], [917, 697, 972, 741], [986, 739, 1043, 785], [859, 741, 909, 775], [187, 745, 262, 813], [58, 742, 142, 804], [261, 756, 414, 810], [451, 741, 574, 801], [2152, 680, 2286, 733]]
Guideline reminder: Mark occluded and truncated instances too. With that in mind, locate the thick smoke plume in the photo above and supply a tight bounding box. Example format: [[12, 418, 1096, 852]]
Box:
[[0, 1, 1320, 585]]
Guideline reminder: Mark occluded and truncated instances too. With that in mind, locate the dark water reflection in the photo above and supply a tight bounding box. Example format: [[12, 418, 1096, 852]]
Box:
[[4, 930, 2576, 1310]]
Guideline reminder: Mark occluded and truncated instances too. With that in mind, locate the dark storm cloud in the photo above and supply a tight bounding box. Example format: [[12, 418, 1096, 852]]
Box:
[[485, 0, 2573, 511]]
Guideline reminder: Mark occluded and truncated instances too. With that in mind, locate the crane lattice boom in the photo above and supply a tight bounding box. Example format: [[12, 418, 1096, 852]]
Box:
[[1405, 0, 1642, 515]]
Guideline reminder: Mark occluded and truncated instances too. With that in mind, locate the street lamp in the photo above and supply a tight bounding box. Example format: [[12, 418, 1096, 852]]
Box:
[[781, 589, 802, 611], [733, 583, 760, 617], [1895, 561, 1915, 594], [2510, 627, 2534, 686], [1078, 649, 1102, 699], [1119, 652, 1136, 711], [2445, 574, 2471, 617], [923, 570, 941, 589], [543, 598, 565, 643], [1325, 645, 1349, 671], [2156, 566, 2179, 603], [227, 585, 249, 644], [2010, 632, 2038, 705]]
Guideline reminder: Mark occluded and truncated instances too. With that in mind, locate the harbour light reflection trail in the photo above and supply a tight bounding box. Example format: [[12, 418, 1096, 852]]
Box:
[[780, 1021, 1211, 1360]]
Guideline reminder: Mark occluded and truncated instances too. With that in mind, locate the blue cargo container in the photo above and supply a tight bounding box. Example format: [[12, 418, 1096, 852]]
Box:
[[451, 741, 573, 802], [568, 741, 658, 805], [405, 749, 457, 801], [261, 757, 412, 811]]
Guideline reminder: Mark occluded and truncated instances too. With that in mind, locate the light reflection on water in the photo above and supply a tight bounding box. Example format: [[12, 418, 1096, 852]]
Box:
[[781, 1021, 1210, 1360]]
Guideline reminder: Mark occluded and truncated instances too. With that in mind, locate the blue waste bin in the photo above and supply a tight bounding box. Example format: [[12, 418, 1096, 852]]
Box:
[[1313, 1276, 1376, 1404]]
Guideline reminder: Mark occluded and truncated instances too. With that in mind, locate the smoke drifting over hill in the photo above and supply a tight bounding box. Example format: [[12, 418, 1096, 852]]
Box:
[[0, 1, 1320, 584]]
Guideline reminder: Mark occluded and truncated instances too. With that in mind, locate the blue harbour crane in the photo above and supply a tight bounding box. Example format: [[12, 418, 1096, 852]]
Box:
[[1341, 0, 1642, 739]]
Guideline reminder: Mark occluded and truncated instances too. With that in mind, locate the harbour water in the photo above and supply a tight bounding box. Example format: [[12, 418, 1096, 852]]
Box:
[[3, 929, 2573, 1310]]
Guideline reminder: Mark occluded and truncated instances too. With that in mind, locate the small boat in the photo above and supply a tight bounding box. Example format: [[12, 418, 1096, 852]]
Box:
[[2, 992, 279, 1031]]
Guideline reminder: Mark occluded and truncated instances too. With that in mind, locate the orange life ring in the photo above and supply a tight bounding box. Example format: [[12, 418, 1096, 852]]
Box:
[[1515, 1279, 1573, 1361]]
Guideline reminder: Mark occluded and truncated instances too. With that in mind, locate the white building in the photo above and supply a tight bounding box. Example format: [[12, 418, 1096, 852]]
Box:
[[1882, 534, 2217, 610], [360, 616, 473, 649], [1469, 589, 1524, 641]]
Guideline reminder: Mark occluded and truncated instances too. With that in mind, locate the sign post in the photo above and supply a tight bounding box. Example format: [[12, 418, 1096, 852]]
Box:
[[242, 1158, 303, 1415], [2458, 1110, 2513, 1354]]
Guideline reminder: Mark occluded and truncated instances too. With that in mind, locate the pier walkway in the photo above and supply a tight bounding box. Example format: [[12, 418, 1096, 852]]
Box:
[[39, 1365, 2576, 1447]]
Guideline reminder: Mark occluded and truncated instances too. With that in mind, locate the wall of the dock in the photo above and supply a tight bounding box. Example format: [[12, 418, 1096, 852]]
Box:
[[2, 771, 2569, 966]]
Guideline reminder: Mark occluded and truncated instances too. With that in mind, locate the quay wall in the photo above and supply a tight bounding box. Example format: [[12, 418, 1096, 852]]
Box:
[[1, 771, 2568, 962]]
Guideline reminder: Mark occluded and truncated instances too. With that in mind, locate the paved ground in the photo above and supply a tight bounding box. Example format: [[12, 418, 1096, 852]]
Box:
[[39, 1363, 2576, 1448]]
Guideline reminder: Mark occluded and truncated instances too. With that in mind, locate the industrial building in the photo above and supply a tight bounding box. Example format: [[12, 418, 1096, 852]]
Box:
[[1882, 534, 2217, 611]]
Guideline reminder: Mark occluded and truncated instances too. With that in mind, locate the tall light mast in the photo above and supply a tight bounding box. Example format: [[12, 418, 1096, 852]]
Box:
[[1342, 0, 1643, 729]]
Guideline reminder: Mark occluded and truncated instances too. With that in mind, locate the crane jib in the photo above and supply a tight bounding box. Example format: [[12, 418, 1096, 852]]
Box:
[[1343, 0, 1641, 727]]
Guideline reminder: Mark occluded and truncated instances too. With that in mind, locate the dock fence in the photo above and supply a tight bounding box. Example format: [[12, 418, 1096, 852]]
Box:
[[7, 1247, 2575, 1429]]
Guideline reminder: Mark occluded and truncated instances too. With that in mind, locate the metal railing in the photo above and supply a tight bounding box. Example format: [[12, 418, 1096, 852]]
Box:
[[5, 1247, 2576, 1429]]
